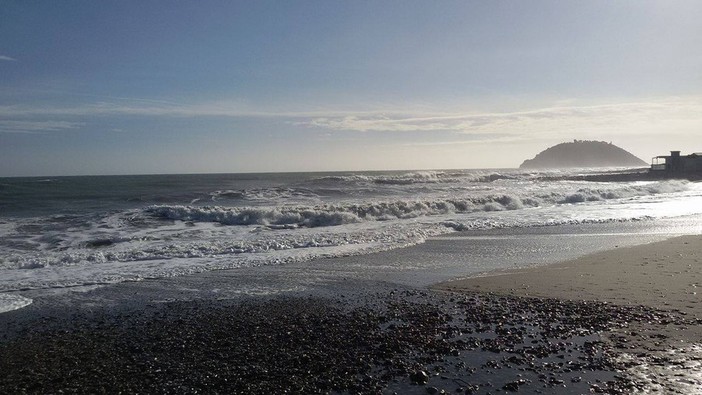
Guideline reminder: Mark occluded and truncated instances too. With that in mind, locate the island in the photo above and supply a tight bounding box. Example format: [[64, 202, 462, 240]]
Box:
[[520, 140, 647, 169]]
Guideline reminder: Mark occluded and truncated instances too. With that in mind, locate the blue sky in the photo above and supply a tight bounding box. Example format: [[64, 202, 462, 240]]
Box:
[[2, 1, 702, 176]]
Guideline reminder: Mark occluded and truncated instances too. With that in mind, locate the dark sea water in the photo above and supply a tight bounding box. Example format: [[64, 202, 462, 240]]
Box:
[[1, 168, 702, 312]]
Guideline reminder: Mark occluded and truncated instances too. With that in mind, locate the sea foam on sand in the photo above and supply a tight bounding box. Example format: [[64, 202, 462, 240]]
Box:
[[0, 294, 32, 314]]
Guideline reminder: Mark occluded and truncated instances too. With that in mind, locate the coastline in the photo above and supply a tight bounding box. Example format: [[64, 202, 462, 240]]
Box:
[[1, 229, 702, 393]]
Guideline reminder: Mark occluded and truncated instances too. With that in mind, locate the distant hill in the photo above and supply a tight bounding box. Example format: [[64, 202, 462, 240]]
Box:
[[519, 140, 647, 169]]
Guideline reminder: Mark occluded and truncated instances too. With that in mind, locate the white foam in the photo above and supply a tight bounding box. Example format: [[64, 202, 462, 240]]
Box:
[[145, 180, 691, 228], [0, 240, 406, 292], [0, 293, 33, 313], [314, 171, 447, 184]]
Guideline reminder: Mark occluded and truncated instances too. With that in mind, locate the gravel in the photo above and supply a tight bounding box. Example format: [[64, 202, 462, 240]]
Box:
[[0, 289, 692, 394]]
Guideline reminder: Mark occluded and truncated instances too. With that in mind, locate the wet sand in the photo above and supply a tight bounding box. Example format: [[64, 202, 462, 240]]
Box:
[[436, 234, 702, 392], [435, 234, 702, 341]]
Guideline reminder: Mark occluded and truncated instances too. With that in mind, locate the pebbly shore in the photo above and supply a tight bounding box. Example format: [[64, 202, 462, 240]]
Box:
[[0, 285, 694, 394]]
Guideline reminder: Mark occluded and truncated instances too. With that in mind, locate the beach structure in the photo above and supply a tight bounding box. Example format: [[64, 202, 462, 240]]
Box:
[[651, 151, 702, 174]]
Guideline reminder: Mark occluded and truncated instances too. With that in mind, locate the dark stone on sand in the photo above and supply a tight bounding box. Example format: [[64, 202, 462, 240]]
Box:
[[503, 378, 529, 391], [410, 370, 430, 385], [0, 288, 693, 394]]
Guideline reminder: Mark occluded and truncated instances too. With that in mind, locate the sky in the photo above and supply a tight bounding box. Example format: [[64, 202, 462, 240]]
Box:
[[1, 0, 702, 176]]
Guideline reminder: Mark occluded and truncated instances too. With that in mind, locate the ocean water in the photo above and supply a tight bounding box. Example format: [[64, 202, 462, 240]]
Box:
[[2, 168, 702, 312]]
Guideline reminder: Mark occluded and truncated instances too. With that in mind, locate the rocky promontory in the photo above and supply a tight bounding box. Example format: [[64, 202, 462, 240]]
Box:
[[520, 140, 647, 169]]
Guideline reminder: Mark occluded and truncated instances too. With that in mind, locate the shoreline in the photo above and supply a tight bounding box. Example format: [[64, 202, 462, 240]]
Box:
[[2, 231, 702, 393]]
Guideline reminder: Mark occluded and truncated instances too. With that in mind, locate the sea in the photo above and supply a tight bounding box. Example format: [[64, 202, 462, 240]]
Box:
[[2, 168, 702, 313]]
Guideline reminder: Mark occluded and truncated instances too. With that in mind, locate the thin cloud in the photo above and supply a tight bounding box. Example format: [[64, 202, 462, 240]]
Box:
[[303, 99, 702, 141], [0, 120, 83, 134], [0, 55, 17, 61], [1, 96, 700, 143], [399, 134, 523, 147], [0, 101, 379, 119]]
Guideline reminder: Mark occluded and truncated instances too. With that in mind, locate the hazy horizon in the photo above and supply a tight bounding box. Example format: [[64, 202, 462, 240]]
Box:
[[2, 1, 701, 177]]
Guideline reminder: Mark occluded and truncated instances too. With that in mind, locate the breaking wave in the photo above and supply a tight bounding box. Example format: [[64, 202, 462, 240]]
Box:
[[309, 169, 623, 185], [313, 171, 463, 185], [209, 187, 319, 202], [146, 180, 689, 227], [560, 180, 689, 203]]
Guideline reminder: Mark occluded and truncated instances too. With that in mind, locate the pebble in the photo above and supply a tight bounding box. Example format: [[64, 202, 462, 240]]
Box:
[[0, 289, 692, 394]]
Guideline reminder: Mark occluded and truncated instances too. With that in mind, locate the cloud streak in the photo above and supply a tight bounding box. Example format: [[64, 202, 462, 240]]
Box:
[[0, 55, 17, 61], [1, 96, 701, 143], [304, 99, 702, 134], [300, 98, 702, 145], [0, 120, 83, 134], [0, 101, 379, 119]]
